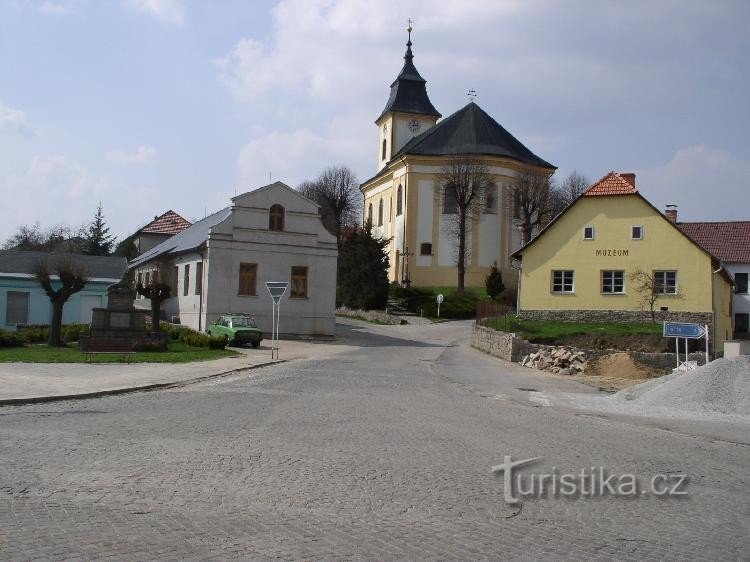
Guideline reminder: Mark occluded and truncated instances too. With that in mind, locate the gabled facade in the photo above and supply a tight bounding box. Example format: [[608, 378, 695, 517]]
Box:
[[679, 220, 750, 339], [512, 172, 734, 352], [0, 251, 127, 330], [129, 182, 338, 337], [133, 210, 192, 255], [361, 32, 555, 288]]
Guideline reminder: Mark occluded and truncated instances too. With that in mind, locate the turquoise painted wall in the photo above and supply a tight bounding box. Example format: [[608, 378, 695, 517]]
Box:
[[0, 276, 112, 330]]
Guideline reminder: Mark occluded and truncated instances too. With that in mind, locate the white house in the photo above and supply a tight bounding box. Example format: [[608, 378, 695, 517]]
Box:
[[679, 219, 750, 339], [129, 182, 338, 337]]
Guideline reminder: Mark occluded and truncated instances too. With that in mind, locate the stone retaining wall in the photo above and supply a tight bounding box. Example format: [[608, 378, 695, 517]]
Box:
[[518, 309, 712, 326], [471, 325, 526, 362]]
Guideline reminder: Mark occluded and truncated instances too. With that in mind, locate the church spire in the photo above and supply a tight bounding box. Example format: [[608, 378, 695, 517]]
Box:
[[376, 21, 441, 123]]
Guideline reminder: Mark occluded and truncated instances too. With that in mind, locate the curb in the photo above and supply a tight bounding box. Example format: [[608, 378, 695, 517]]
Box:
[[0, 359, 285, 406]]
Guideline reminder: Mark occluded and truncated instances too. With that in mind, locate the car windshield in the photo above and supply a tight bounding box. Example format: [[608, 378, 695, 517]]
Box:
[[230, 316, 257, 328]]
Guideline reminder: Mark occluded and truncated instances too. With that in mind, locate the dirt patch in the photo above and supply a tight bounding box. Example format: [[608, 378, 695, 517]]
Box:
[[571, 352, 667, 392]]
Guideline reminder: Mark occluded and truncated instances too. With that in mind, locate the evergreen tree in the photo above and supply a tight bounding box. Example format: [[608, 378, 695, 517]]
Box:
[[84, 204, 116, 256], [485, 262, 505, 300], [337, 223, 390, 310]]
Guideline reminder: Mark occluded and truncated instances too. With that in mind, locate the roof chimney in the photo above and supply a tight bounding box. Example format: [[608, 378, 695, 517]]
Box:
[[665, 204, 678, 223], [620, 172, 636, 187]]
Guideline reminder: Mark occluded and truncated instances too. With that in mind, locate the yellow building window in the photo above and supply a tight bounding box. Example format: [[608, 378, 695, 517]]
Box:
[[654, 271, 677, 294], [552, 270, 574, 293], [291, 266, 308, 298], [631, 225, 643, 240], [583, 226, 595, 240], [239, 263, 257, 296], [602, 270, 625, 294]]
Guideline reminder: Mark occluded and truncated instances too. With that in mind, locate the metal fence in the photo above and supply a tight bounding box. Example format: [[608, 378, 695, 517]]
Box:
[[475, 301, 515, 330]]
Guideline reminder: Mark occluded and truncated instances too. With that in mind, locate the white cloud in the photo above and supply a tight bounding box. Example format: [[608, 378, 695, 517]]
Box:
[[124, 0, 185, 25], [0, 102, 32, 135], [637, 145, 750, 222], [38, 2, 68, 15], [105, 145, 157, 165]]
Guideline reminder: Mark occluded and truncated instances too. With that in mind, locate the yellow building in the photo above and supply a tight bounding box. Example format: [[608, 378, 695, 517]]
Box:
[[360, 30, 555, 288], [512, 171, 734, 351]]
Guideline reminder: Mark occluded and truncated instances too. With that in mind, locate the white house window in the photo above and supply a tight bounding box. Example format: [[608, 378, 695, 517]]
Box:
[[183, 264, 190, 297], [631, 225, 643, 240], [6, 292, 29, 325], [736, 313, 749, 334], [602, 270, 625, 294], [552, 270, 574, 293], [654, 270, 677, 294], [583, 226, 595, 240], [291, 266, 308, 298], [735, 272, 748, 294], [269, 204, 285, 231], [238, 263, 257, 296], [195, 261, 203, 296]]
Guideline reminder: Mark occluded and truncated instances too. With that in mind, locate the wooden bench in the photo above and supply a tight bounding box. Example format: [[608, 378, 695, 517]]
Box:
[[79, 337, 137, 363]]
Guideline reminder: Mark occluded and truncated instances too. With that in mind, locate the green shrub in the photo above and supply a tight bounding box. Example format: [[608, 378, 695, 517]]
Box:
[[0, 330, 25, 348], [17, 325, 49, 343], [485, 262, 505, 300], [389, 286, 483, 319], [62, 324, 89, 342], [177, 328, 228, 349]]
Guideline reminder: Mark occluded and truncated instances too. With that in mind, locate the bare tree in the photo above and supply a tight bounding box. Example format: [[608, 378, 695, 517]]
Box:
[[513, 170, 554, 246], [4, 222, 86, 253], [135, 258, 173, 333], [629, 268, 683, 323], [436, 156, 493, 292], [549, 170, 589, 217], [298, 165, 361, 249], [33, 256, 89, 346]]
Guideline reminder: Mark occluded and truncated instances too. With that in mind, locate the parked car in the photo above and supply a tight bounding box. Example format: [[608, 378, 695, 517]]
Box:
[[207, 314, 263, 348]]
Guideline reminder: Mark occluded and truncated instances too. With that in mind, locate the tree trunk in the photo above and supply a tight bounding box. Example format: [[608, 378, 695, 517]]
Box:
[[49, 301, 64, 347], [151, 298, 162, 333], [457, 211, 467, 293]]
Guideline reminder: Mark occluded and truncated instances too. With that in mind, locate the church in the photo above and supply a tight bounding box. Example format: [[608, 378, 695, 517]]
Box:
[[360, 28, 556, 289]]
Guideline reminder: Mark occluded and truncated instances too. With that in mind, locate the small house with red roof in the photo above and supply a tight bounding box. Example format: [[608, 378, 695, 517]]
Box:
[[678, 219, 750, 339], [512, 172, 734, 352], [133, 210, 192, 255]]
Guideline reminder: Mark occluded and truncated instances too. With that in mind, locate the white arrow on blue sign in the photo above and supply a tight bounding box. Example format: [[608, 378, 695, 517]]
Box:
[[663, 322, 706, 339]]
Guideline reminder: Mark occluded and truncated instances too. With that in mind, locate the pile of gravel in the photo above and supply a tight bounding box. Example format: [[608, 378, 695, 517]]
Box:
[[611, 356, 750, 417]]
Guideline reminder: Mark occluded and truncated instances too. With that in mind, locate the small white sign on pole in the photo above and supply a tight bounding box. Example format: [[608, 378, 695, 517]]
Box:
[[266, 282, 288, 359], [436, 293, 444, 318]]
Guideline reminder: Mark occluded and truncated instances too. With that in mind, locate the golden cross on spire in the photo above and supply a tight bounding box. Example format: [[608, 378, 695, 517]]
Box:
[[407, 18, 413, 41]]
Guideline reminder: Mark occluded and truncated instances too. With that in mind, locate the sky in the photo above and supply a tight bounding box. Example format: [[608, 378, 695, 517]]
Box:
[[0, 0, 748, 243]]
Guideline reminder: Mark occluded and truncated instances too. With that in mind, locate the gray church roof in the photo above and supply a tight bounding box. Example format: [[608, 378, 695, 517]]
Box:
[[376, 36, 441, 122], [0, 251, 127, 280], [392, 102, 556, 168], [129, 207, 231, 269]]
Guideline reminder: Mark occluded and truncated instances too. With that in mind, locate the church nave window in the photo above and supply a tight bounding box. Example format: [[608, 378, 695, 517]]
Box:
[[396, 185, 403, 216]]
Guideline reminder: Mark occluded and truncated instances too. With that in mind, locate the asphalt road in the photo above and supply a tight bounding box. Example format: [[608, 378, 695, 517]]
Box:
[[1, 320, 748, 560]]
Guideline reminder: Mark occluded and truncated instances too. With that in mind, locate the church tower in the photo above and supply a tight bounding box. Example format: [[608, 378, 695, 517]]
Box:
[[375, 23, 441, 169]]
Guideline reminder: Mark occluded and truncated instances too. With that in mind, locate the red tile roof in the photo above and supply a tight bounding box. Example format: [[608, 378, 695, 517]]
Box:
[[583, 171, 638, 196], [678, 221, 750, 263], [140, 210, 192, 235]]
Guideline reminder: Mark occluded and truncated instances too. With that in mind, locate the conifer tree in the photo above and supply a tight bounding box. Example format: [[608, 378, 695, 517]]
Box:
[[84, 204, 116, 256], [337, 222, 390, 310]]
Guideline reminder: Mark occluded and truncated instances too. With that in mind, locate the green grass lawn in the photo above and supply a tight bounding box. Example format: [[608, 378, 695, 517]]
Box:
[[0, 341, 238, 363], [483, 317, 662, 340]]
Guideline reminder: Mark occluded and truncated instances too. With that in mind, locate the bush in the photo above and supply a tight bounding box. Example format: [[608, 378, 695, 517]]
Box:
[[485, 262, 505, 300], [62, 324, 89, 342], [389, 286, 482, 319], [497, 287, 517, 307], [178, 328, 228, 349], [16, 324, 89, 343], [0, 330, 25, 348]]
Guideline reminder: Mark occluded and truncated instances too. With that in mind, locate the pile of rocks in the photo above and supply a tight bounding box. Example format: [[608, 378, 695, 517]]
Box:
[[521, 346, 588, 376]]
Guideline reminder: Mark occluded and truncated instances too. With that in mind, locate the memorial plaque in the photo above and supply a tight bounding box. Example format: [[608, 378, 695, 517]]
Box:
[[109, 312, 132, 329]]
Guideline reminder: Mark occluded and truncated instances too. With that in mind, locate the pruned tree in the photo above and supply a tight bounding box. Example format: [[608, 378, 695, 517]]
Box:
[[114, 234, 139, 261], [513, 170, 554, 246], [135, 258, 173, 333], [337, 222, 390, 310], [298, 165, 361, 249], [33, 256, 89, 346], [629, 268, 683, 323], [549, 170, 589, 217], [436, 156, 493, 292], [84, 203, 116, 256]]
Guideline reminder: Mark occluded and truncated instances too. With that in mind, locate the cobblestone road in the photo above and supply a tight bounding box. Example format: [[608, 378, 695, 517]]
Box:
[[1, 321, 748, 560]]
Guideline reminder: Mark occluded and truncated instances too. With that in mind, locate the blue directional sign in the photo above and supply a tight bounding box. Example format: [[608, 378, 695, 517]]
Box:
[[663, 322, 706, 339]]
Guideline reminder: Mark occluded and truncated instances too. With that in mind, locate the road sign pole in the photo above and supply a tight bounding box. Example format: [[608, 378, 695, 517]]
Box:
[[684, 338, 688, 369], [675, 337, 679, 370], [705, 324, 709, 365]]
